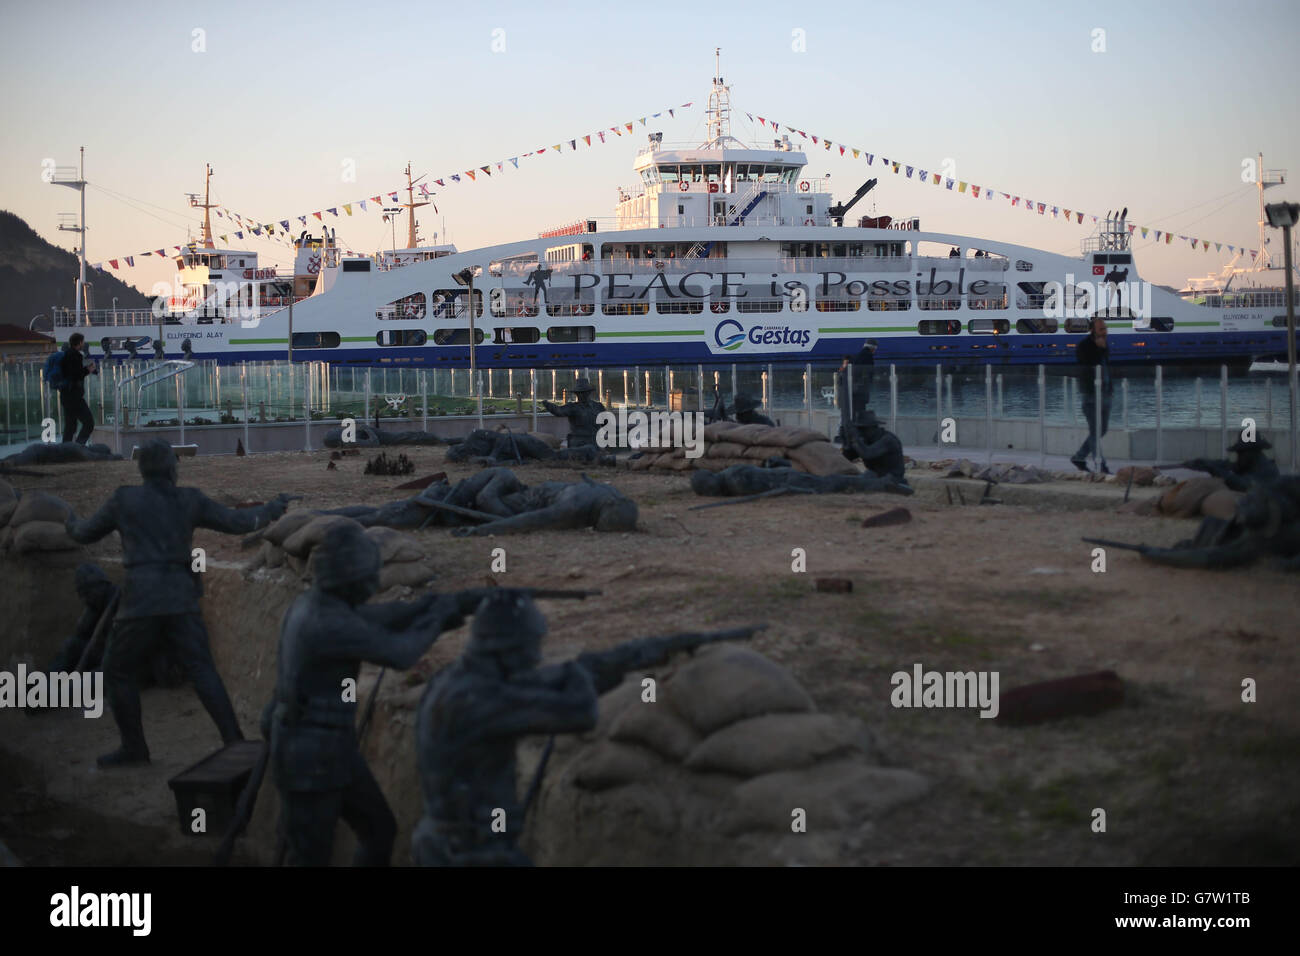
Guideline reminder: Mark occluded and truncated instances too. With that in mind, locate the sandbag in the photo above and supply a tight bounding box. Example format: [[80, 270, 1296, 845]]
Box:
[[1200, 489, 1242, 520], [1158, 477, 1226, 519], [703, 421, 744, 441], [12, 520, 78, 553], [741, 444, 786, 461], [703, 441, 746, 459], [684, 713, 875, 777], [569, 740, 667, 792], [263, 511, 315, 547], [378, 560, 436, 591], [666, 644, 814, 735], [9, 490, 71, 527], [609, 699, 702, 761], [763, 426, 824, 449], [263, 541, 285, 569], [722, 424, 780, 446], [281, 514, 363, 558], [785, 441, 860, 476], [364, 526, 425, 564]]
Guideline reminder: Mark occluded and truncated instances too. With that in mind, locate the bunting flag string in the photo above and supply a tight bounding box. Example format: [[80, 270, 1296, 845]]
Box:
[[748, 106, 1259, 258], [85, 98, 696, 269]]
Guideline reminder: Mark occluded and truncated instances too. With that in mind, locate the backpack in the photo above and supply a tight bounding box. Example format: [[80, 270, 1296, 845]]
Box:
[[45, 348, 67, 391]]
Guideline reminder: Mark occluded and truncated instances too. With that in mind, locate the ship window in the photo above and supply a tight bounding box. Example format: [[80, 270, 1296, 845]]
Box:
[[1273, 315, 1291, 327], [601, 302, 649, 316], [376, 329, 427, 347], [430, 289, 482, 319], [919, 289, 962, 310], [1064, 317, 1091, 333], [493, 327, 540, 344], [968, 282, 1007, 310], [292, 331, 341, 349], [816, 299, 861, 313], [1016, 282, 1050, 309], [918, 320, 961, 335], [342, 260, 371, 272], [377, 292, 426, 321], [1151, 317, 1174, 332], [547, 326, 596, 342], [737, 299, 782, 314], [656, 299, 704, 315], [432, 328, 485, 345], [658, 165, 679, 183], [1015, 259, 1034, 271], [490, 288, 540, 318], [968, 319, 1010, 335], [1015, 319, 1059, 334]]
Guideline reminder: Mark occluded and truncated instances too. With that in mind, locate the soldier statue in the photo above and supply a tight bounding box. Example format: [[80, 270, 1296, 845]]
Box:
[[65, 440, 293, 766], [839, 409, 907, 483], [541, 378, 605, 448], [731, 393, 775, 426], [263, 521, 480, 866], [413, 591, 760, 866]]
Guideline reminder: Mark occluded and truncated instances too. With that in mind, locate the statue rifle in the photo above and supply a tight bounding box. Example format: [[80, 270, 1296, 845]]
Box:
[[74, 592, 120, 674]]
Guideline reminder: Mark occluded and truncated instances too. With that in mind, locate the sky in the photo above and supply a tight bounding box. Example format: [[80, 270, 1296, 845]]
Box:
[[2, 0, 1298, 304]]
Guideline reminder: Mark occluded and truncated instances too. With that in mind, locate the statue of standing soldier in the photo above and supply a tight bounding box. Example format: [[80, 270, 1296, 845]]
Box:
[[65, 440, 292, 766], [542, 378, 605, 448], [263, 522, 480, 866]]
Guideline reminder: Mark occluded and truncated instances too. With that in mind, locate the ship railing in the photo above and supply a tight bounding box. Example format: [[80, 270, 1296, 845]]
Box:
[[531, 255, 1008, 276], [52, 308, 159, 328]]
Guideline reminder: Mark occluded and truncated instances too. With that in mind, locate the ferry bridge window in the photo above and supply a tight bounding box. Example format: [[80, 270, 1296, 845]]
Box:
[[737, 298, 782, 314], [1016, 282, 1050, 309], [816, 298, 862, 313], [432, 328, 485, 345], [547, 302, 595, 317], [659, 166, 680, 183], [919, 290, 962, 311], [1063, 317, 1091, 333], [493, 327, 540, 344], [918, 320, 961, 335], [868, 290, 912, 312], [292, 331, 341, 349], [490, 288, 540, 319], [968, 319, 1010, 335], [547, 326, 596, 343], [1015, 319, 1059, 334], [376, 329, 427, 347], [968, 283, 1008, 310], [377, 292, 426, 321]]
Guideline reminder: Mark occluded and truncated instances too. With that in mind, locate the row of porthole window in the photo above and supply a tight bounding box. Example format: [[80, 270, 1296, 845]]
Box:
[[290, 328, 598, 349]]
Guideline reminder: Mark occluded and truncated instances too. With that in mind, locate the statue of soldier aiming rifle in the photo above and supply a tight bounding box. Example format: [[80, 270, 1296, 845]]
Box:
[[262, 521, 484, 866], [541, 378, 605, 448], [412, 590, 761, 866]]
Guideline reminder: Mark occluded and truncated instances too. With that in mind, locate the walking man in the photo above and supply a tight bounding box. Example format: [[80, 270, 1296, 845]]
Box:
[[1071, 317, 1113, 474], [59, 333, 98, 444]]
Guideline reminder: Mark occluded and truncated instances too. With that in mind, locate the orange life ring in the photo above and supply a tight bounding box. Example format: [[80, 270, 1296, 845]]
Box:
[[798, 181, 810, 192], [678, 181, 689, 192]]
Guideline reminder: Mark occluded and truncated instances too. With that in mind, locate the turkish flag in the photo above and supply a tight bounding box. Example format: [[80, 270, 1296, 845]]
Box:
[[1092, 265, 1104, 275]]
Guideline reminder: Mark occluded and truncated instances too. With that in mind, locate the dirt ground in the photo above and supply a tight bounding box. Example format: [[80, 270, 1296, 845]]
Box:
[[2, 447, 1298, 866]]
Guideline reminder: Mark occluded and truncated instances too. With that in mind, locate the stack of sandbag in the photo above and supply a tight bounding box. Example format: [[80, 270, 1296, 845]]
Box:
[[0, 489, 80, 554], [249, 512, 435, 590], [627, 422, 858, 476]]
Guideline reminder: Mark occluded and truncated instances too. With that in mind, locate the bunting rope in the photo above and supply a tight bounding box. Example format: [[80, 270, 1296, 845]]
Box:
[[743, 109, 1261, 261], [90, 100, 695, 272]]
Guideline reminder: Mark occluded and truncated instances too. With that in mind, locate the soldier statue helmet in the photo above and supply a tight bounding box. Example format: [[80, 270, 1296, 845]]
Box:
[[466, 590, 547, 671], [138, 439, 179, 483], [733, 393, 762, 414], [310, 522, 383, 600], [1228, 435, 1272, 455]]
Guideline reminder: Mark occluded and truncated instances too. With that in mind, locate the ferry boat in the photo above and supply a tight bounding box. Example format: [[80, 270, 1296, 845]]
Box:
[[52, 71, 1297, 369]]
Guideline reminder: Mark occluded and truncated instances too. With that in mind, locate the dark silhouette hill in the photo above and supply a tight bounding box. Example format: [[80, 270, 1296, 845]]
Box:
[[0, 209, 151, 327]]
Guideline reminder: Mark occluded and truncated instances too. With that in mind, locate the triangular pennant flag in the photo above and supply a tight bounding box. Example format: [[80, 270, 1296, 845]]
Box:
[[746, 113, 753, 121], [435, 179, 445, 186], [625, 123, 633, 132], [972, 186, 981, 198], [1215, 242, 1221, 251], [142, 251, 152, 257], [1064, 209, 1071, 219], [892, 162, 900, 173], [280, 220, 290, 230], [300, 214, 309, 223], [481, 166, 491, 176], [1228, 244, 1234, 253], [824, 141, 832, 150], [1155, 231, 1162, 240], [986, 188, 993, 199], [865, 154, 874, 165], [109, 259, 119, 269], [343, 204, 353, 216], [906, 166, 914, 178], [583, 135, 591, 146], [797, 130, 807, 138], [598, 131, 606, 143], [156, 249, 166, 257], [811, 135, 819, 144], [372, 196, 382, 203], [235, 231, 244, 238], [933, 174, 941, 185], [959, 182, 968, 193], [215, 210, 224, 218], [553, 144, 561, 152], [466, 170, 476, 180], [852, 148, 859, 159], [312, 213, 322, 221], [839, 146, 845, 156], [668, 109, 674, 118], [1012, 197, 1020, 207], [682, 102, 692, 107], [652, 112, 661, 118], [509, 158, 519, 168], [124, 256, 134, 267], [1077, 212, 1083, 223], [1166, 233, 1172, 244], [1140, 227, 1148, 238], [451, 174, 461, 182], [1038, 203, 1047, 214], [1051, 206, 1058, 217], [919, 169, 928, 181], [638, 118, 645, 126], [947, 179, 955, 190], [327, 208, 338, 217], [497, 162, 503, 172]]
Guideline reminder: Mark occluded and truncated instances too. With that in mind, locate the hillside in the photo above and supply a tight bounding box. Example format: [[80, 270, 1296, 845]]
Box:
[[0, 209, 151, 326]]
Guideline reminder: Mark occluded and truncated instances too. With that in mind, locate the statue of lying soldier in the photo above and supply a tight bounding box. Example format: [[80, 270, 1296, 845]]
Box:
[[1086, 474, 1300, 571], [446, 429, 612, 466], [691, 463, 913, 498]]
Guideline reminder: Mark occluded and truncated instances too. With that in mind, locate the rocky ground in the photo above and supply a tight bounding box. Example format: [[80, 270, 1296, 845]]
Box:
[[1, 448, 1297, 866]]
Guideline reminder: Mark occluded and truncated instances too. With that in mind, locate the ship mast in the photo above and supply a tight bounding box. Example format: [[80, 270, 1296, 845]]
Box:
[[703, 48, 745, 149], [189, 164, 217, 249], [401, 162, 430, 248]]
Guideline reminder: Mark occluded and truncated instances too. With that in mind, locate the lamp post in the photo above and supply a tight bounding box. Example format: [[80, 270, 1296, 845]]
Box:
[[454, 265, 483, 425], [1265, 201, 1299, 470]]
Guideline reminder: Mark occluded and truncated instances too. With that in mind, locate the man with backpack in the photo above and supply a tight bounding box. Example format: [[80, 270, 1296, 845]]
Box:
[[48, 333, 98, 444]]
